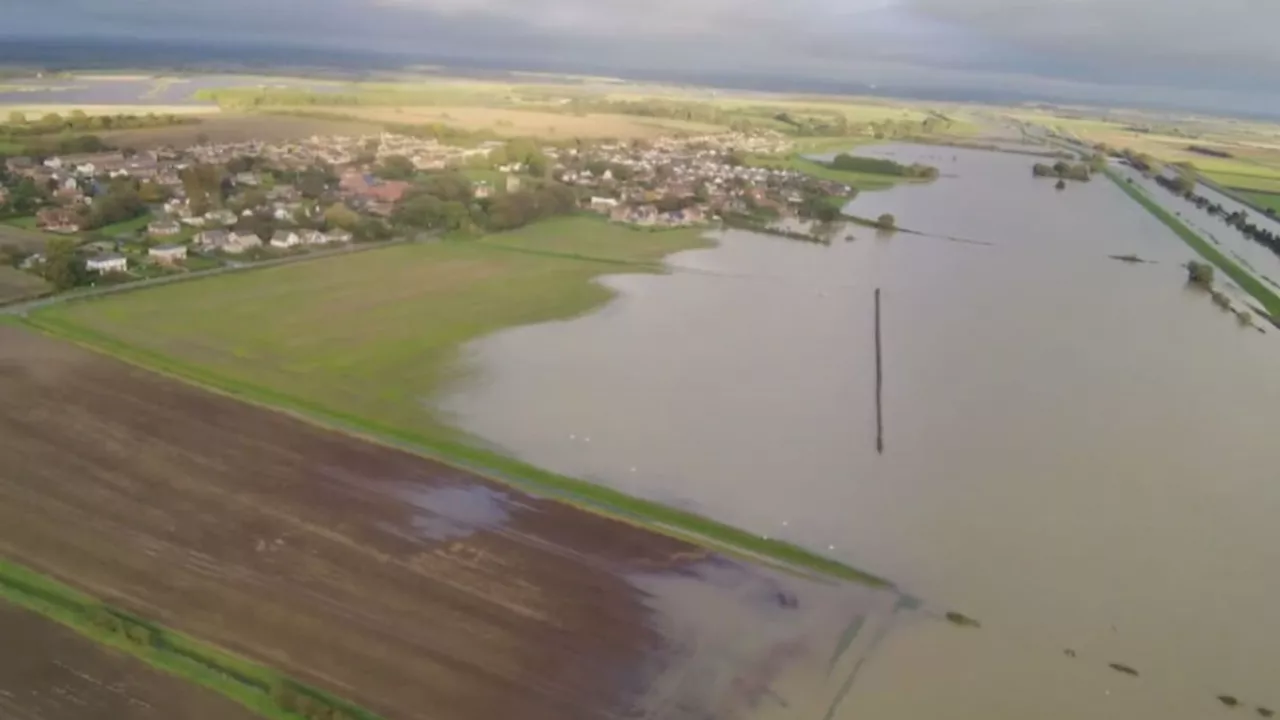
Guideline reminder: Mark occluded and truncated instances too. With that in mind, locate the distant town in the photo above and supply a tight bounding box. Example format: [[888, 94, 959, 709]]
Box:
[[0, 126, 860, 294]]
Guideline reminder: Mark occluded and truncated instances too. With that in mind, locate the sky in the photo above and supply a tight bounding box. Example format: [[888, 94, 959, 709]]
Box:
[[4, 0, 1278, 114]]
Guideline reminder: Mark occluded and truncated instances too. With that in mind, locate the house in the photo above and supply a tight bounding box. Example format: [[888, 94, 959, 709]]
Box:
[[86, 253, 128, 274], [362, 181, 410, 204], [300, 230, 327, 246], [234, 172, 260, 187], [147, 218, 183, 237], [194, 229, 229, 250], [224, 232, 263, 254], [473, 182, 492, 199], [36, 207, 82, 233], [269, 230, 302, 249], [589, 196, 619, 212], [149, 244, 188, 265], [505, 174, 522, 193], [204, 209, 238, 226], [325, 229, 353, 244], [19, 253, 45, 270]]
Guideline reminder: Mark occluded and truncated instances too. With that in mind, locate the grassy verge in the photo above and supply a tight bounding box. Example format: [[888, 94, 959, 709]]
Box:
[[1105, 168, 1280, 317], [0, 556, 383, 720]]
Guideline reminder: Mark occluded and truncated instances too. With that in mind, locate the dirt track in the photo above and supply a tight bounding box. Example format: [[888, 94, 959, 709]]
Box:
[[0, 325, 711, 720], [0, 602, 261, 720]]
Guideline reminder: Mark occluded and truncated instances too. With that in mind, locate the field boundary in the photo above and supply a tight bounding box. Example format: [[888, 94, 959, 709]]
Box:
[[1104, 168, 1280, 318], [19, 311, 887, 587], [0, 556, 383, 720]]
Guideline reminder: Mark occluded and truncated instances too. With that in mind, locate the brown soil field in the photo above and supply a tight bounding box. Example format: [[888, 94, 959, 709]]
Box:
[[0, 602, 260, 720], [98, 113, 383, 149], [0, 267, 49, 303], [304, 106, 724, 139], [0, 325, 889, 720]]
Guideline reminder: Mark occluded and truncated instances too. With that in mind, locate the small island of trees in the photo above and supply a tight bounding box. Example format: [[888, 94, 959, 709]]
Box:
[[826, 153, 938, 179], [1032, 160, 1092, 183]]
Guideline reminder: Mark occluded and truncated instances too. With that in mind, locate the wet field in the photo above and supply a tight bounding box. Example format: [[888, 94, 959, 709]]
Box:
[[0, 602, 259, 720], [0, 324, 907, 720]]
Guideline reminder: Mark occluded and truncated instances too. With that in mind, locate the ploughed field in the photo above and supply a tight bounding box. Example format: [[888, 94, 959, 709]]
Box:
[[0, 324, 701, 720], [0, 602, 260, 720]]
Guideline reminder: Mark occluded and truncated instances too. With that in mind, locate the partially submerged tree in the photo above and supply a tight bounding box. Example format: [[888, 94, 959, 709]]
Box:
[[876, 213, 896, 230], [1186, 260, 1215, 287]]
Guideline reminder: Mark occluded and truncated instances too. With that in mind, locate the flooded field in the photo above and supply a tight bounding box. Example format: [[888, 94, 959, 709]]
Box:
[[441, 144, 1280, 717], [0, 602, 259, 720], [0, 324, 914, 720]]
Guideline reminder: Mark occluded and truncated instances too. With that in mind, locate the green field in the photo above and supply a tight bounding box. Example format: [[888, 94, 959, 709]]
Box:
[[29, 216, 882, 583], [0, 557, 382, 720], [1206, 170, 1280, 194], [0, 266, 50, 303], [1240, 191, 1280, 213]]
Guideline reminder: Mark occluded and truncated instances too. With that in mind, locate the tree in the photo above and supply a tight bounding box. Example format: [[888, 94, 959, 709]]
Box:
[[375, 155, 415, 181], [1055, 178, 1067, 190], [7, 111, 24, 125], [876, 213, 896, 230], [42, 237, 83, 290], [137, 180, 171, 204], [323, 203, 360, 230], [1186, 260, 1215, 287]]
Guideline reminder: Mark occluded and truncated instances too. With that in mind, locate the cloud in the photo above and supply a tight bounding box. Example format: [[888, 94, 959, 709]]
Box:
[[4, 0, 1279, 114]]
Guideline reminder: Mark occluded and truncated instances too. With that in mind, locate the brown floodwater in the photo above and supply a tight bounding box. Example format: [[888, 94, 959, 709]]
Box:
[[440, 144, 1280, 717]]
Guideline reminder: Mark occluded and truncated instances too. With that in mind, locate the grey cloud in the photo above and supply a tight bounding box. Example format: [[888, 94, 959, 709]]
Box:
[[3, 0, 1278, 114]]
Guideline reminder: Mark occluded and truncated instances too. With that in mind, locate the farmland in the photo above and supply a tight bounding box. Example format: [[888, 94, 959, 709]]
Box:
[[1241, 190, 1280, 213], [96, 113, 383, 149], [0, 602, 261, 720], [0, 266, 49, 304], [35, 218, 710, 439], [279, 106, 724, 139], [0, 323, 894, 720]]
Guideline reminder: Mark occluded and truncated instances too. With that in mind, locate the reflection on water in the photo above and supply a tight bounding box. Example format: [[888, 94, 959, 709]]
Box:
[[440, 144, 1280, 716]]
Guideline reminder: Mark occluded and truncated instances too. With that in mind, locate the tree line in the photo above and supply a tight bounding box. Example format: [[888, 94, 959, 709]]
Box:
[[1154, 173, 1280, 256], [3, 110, 198, 137], [827, 153, 938, 179], [392, 171, 577, 234], [1032, 160, 1092, 182]]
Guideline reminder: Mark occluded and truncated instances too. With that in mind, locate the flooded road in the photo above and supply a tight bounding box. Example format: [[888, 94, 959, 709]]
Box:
[[441, 144, 1280, 717]]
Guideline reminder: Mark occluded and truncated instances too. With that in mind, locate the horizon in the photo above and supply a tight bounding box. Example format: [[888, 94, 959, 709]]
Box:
[[0, 35, 1277, 121], [1, 0, 1278, 117]]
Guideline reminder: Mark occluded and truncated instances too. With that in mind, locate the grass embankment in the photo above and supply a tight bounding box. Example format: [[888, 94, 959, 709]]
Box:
[[0, 557, 382, 720], [1105, 169, 1280, 318], [27, 216, 883, 584]]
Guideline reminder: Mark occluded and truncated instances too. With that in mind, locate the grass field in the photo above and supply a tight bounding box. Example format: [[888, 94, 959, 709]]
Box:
[[95, 211, 154, 237], [0, 222, 56, 251], [39, 217, 708, 437], [1241, 191, 1280, 213], [1205, 170, 1280, 194]]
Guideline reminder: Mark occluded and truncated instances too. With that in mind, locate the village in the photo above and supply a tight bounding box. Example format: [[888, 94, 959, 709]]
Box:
[[0, 127, 850, 291]]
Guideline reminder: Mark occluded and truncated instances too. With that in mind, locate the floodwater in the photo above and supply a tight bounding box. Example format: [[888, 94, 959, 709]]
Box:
[[1112, 163, 1280, 290], [440, 144, 1280, 717]]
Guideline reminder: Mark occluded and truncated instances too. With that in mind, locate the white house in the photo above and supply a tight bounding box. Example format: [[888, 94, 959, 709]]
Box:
[[225, 232, 263, 254], [589, 196, 619, 211], [194, 229, 229, 250], [270, 230, 302, 249], [325, 229, 353, 244], [86, 254, 128, 274], [149, 244, 188, 265], [301, 230, 327, 245], [147, 218, 183, 237]]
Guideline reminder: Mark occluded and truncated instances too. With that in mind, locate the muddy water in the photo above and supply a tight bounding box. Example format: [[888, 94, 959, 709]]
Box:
[[440, 144, 1280, 717]]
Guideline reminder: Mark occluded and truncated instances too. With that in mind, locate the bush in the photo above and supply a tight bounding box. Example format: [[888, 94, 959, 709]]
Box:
[[1186, 260, 1215, 287], [876, 213, 896, 230]]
